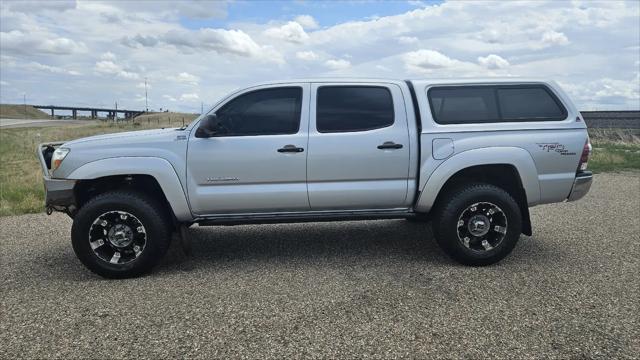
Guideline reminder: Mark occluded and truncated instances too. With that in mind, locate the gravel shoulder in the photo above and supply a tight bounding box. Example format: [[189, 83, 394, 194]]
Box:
[[1, 173, 638, 359]]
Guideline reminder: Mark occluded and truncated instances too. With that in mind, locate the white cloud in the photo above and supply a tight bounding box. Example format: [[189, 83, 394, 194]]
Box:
[[540, 30, 570, 47], [179, 93, 199, 102], [264, 21, 309, 44], [101, 1, 228, 20], [95, 60, 139, 79], [0, 57, 81, 76], [0, 30, 86, 55], [121, 34, 159, 48], [163, 94, 177, 102], [294, 15, 319, 30], [136, 82, 150, 89], [403, 49, 463, 73], [27, 61, 81, 76], [100, 52, 116, 61], [4, 0, 76, 13], [296, 50, 319, 61], [478, 54, 510, 69], [398, 36, 419, 45], [123, 28, 285, 64], [0, 80, 9, 86], [169, 72, 199, 85], [325, 59, 351, 70]]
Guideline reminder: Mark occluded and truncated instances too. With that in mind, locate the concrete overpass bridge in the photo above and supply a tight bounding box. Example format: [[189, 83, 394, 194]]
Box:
[[33, 105, 145, 119]]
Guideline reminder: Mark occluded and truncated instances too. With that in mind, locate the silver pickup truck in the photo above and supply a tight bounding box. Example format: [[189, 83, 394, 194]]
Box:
[[38, 78, 593, 278]]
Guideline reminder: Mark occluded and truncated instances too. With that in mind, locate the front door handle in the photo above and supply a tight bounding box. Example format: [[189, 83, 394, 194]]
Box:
[[277, 145, 304, 153], [377, 141, 403, 150]]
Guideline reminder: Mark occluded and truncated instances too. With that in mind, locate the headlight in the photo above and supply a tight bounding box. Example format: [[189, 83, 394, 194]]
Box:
[[51, 147, 70, 171]]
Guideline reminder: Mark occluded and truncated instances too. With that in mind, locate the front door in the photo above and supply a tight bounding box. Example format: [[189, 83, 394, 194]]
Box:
[[186, 84, 310, 215], [307, 83, 411, 210]]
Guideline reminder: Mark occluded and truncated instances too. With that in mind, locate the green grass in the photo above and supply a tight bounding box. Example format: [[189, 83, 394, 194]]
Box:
[[0, 104, 51, 119], [0, 117, 190, 217], [0, 120, 638, 217], [589, 141, 640, 173]]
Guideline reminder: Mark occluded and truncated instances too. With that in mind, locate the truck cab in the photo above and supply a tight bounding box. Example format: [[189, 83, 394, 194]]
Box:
[[39, 78, 592, 278]]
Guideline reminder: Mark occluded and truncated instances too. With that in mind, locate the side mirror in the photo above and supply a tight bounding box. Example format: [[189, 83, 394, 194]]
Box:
[[195, 114, 220, 138]]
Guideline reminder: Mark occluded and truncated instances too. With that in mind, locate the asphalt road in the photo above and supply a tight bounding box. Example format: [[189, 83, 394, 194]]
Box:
[[1, 173, 638, 359], [0, 118, 99, 128]]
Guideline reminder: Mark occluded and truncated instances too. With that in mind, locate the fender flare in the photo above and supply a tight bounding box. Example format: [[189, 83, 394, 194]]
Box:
[[415, 147, 540, 212], [67, 157, 192, 221]]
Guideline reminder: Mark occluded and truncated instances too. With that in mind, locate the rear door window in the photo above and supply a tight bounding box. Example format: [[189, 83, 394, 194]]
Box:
[[428, 85, 567, 124], [316, 86, 394, 133]]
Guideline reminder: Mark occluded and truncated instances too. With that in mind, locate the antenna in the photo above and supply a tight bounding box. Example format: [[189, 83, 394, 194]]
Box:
[[144, 77, 149, 113]]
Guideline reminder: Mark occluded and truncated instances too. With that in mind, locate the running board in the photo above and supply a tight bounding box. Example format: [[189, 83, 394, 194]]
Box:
[[196, 209, 414, 226]]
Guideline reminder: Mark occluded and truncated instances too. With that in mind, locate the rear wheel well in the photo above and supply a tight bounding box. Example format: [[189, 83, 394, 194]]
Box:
[[73, 175, 176, 229], [433, 164, 532, 236]]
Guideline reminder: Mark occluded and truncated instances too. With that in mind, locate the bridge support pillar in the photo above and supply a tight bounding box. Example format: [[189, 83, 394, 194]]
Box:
[[50, 109, 54, 119], [91, 110, 97, 119], [72, 109, 77, 119]]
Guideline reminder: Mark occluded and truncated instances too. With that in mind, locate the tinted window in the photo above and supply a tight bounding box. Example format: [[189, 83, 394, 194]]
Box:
[[497, 87, 565, 120], [428, 85, 567, 124], [317, 86, 394, 133], [429, 87, 499, 124], [215, 87, 302, 136]]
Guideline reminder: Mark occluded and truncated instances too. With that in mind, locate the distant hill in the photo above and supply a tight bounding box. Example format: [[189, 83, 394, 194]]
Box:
[[0, 104, 50, 119]]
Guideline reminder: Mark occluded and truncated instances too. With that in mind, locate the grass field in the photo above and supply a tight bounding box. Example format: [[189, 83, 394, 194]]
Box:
[[0, 121, 638, 216], [0, 104, 51, 119], [0, 117, 193, 216]]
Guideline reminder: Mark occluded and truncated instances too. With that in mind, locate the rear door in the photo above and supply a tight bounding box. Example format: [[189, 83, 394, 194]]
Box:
[[307, 83, 411, 210], [186, 83, 310, 215]]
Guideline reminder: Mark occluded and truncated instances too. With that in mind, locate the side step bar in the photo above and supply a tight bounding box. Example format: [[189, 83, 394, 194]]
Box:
[[197, 209, 415, 226]]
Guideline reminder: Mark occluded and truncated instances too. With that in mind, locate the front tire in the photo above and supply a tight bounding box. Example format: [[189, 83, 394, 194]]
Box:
[[71, 191, 172, 278], [432, 183, 522, 266]]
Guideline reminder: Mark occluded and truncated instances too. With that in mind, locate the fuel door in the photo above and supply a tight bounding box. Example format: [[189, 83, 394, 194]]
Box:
[[432, 138, 454, 160]]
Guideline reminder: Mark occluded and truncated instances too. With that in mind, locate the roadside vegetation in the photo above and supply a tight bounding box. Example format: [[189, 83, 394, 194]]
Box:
[[0, 104, 51, 119], [0, 116, 196, 216], [587, 128, 640, 173], [0, 121, 637, 217]]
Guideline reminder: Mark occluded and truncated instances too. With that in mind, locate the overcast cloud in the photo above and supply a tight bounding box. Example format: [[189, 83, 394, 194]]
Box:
[[0, 0, 638, 112]]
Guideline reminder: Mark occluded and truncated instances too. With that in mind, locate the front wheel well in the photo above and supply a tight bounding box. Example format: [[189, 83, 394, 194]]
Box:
[[73, 175, 176, 229], [433, 164, 532, 236]]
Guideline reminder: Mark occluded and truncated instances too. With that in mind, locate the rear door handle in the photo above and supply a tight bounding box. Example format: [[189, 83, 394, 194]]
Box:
[[277, 145, 304, 153], [377, 142, 403, 150]]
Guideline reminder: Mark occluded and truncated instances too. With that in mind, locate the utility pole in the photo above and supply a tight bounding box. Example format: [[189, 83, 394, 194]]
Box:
[[23, 93, 27, 119], [144, 77, 149, 113]]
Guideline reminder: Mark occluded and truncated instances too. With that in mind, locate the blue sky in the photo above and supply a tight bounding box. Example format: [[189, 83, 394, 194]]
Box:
[[1, 0, 638, 112], [180, 1, 443, 29]]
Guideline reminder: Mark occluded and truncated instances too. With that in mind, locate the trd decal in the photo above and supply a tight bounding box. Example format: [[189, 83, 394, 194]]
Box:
[[536, 143, 577, 156]]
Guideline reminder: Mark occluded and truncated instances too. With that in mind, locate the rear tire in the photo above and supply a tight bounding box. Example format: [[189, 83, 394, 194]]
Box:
[[432, 183, 522, 266], [71, 191, 172, 278]]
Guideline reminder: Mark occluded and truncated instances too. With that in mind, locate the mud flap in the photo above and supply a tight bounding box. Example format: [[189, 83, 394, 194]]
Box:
[[178, 225, 192, 256]]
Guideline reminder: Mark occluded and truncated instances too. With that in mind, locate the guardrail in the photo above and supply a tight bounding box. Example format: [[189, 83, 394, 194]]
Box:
[[580, 111, 640, 129]]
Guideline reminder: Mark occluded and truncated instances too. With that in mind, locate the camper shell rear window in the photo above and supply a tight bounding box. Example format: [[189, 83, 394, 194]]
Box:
[[427, 85, 568, 124]]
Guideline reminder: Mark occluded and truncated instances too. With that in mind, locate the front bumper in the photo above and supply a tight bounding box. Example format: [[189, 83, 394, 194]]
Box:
[[37, 142, 76, 213], [43, 177, 76, 209], [567, 171, 593, 202]]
